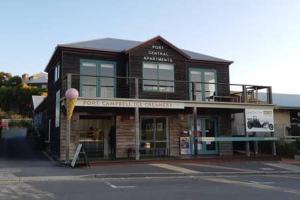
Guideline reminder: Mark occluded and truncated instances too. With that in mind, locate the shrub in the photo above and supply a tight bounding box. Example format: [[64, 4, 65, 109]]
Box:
[[276, 141, 299, 158]]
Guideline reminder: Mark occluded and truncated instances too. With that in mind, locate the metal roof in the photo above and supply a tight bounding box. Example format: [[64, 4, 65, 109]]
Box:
[[59, 37, 232, 63], [32, 95, 46, 110], [272, 93, 300, 109], [258, 93, 300, 109]]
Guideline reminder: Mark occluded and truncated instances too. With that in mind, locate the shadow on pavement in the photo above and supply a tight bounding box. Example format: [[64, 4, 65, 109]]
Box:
[[0, 128, 49, 165]]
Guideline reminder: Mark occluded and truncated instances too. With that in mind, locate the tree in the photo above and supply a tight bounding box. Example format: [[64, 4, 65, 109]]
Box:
[[0, 72, 12, 86], [7, 76, 22, 86]]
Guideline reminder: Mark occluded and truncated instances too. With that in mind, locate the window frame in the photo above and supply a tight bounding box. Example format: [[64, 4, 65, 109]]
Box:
[[79, 59, 116, 98], [142, 62, 175, 93], [54, 64, 60, 83], [189, 68, 217, 101]]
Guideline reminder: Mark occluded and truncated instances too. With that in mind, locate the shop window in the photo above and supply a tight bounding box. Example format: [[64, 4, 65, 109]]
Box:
[[143, 62, 174, 92], [140, 117, 168, 156]]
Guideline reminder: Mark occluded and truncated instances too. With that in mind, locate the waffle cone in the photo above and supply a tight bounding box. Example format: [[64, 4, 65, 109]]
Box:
[[67, 98, 77, 120]]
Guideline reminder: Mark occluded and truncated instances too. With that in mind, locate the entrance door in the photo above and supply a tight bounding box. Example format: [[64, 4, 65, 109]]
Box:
[[191, 118, 219, 155], [189, 68, 217, 101], [78, 115, 114, 159], [140, 117, 168, 156]]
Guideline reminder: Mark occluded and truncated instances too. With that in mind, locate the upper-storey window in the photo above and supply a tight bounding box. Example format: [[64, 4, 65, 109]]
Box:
[[80, 59, 115, 98], [143, 62, 174, 92], [189, 68, 217, 101], [54, 64, 60, 82]]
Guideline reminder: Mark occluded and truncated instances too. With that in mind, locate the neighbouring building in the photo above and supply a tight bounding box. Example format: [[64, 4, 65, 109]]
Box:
[[35, 36, 277, 162], [232, 93, 300, 140], [23, 72, 48, 89], [272, 93, 300, 140]]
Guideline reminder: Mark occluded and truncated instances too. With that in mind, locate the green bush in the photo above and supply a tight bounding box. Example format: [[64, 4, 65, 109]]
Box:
[[8, 120, 32, 128], [276, 141, 299, 158]]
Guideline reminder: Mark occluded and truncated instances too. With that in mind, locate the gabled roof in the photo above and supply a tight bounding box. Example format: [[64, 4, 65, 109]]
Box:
[[60, 37, 141, 53], [26, 72, 48, 84], [59, 36, 232, 63]]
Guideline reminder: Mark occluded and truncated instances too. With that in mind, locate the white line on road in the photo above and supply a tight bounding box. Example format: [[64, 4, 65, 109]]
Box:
[[249, 181, 275, 185], [259, 168, 275, 171], [265, 163, 300, 172], [104, 181, 136, 189], [150, 164, 200, 174], [198, 176, 300, 196], [182, 163, 259, 172]]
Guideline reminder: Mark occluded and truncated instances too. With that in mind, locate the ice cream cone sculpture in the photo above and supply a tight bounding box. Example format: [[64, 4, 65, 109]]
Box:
[[65, 88, 79, 120]]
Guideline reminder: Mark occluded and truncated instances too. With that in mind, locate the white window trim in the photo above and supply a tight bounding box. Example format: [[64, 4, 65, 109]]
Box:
[[55, 90, 60, 128]]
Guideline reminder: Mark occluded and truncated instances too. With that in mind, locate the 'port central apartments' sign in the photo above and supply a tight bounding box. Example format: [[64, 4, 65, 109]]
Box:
[[76, 99, 185, 109], [143, 45, 173, 63]]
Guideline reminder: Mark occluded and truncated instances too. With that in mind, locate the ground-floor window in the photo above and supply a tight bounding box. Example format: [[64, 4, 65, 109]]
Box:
[[78, 115, 114, 158], [140, 117, 168, 156]]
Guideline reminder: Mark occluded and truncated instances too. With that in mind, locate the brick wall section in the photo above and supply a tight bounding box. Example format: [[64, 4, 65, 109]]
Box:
[[116, 115, 136, 158], [59, 111, 80, 161], [168, 114, 189, 157], [218, 112, 233, 156]]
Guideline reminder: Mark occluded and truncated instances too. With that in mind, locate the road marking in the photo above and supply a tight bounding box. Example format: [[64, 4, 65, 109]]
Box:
[[267, 174, 300, 179], [150, 164, 200, 174], [0, 172, 54, 199], [260, 167, 275, 171], [198, 176, 300, 195], [265, 163, 300, 172], [182, 163, 259, 172], [104, 181, 136, 189], [249, 181, 275, 185]]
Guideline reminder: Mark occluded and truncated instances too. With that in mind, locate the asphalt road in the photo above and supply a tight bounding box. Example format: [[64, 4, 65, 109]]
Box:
[[1, 175, 300, 200]]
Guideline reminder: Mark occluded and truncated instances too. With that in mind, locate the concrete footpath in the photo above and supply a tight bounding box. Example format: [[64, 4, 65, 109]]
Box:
[[1, 130, 300, 182]]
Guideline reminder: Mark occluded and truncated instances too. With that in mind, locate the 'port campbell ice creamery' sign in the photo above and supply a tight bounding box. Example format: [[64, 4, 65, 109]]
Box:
[[76, 99, 184, 109]]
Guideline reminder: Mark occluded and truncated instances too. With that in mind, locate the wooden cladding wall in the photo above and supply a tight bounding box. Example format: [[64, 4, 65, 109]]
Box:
[[61, 51, 129, 98], [129, 39, 231, 100], [47, 53, 62, 158]]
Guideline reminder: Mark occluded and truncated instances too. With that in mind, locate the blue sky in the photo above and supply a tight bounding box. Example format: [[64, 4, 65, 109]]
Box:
[[0, 0, 299, 94]]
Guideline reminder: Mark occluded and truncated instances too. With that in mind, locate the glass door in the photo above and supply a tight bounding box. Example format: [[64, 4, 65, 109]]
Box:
[[191, 117, 219, 155], [140, 117, 168, 156], [189, 68, 217, 101], [201, 118, 218, 154]]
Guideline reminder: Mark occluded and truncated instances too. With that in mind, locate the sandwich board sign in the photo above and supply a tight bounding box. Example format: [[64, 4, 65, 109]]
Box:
[[71, 143, 83, 168]]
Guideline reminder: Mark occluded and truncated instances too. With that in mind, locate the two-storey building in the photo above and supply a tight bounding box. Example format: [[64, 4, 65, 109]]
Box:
[[40, 36, 276, 162]]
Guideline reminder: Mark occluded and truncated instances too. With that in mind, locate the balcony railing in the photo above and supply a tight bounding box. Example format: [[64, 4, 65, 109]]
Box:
[[62, 74, 273, 104]]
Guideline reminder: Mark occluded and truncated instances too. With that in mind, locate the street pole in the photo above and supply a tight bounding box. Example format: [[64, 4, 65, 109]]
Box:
[[66, 117, 71, 164], [135, 78, 140, 160]]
